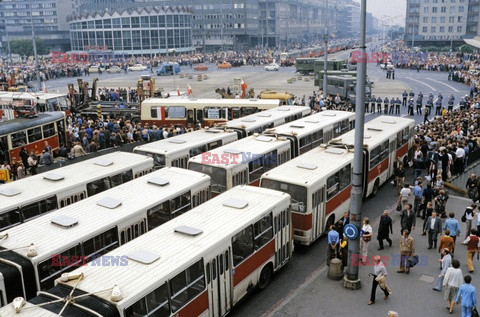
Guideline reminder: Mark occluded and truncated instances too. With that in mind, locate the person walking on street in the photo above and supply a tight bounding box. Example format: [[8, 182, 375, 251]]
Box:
[[400, 185, 412, 212], [455, 275, 477, 317], [444, 212, 461, 244], [368, 255, 391, 305], [466, 174, 478, 203], [360, 217, 373, 264], [463, 228, 480, 273], [401, 204, 416, 234], [433, 248, 452, 292], [377, 210, 393, 250], [464, 204, 476, 239], [414, 181, 423, 217], [425, 212, 442, 249], [443, 259, 463, 314], [423, 201, 435, 234], [327, 224, 339, 265], [398, 229, 415, 274], [394, 163, 406, 194], [440, 229, 456, 259]]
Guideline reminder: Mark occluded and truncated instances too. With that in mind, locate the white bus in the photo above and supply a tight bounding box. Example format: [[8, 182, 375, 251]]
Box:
[[0, 152, 154, 230], [188, 134, 291, 195], [0, 167, 211, 306], [4, 186, 293, 317], [141, 98, 282, 128], [222, 106, 311, 139], [263, 110, 355, 157], [0, 92, 70, 117], [260, 116, 415, 245], [133, 128, 238, 169]]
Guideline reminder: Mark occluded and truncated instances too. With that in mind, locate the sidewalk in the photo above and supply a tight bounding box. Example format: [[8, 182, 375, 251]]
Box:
[[267, 195, 478, 317]]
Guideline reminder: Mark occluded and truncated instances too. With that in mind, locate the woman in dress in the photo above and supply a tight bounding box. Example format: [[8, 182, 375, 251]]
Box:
[[442, 259, 463, 314]]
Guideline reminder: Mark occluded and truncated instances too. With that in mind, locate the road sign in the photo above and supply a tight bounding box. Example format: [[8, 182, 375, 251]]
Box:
[[343, 224, 358, 240]]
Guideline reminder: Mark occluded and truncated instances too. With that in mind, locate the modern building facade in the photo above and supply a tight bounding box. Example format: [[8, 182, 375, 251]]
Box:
[[76, 0, 337, 51], [0, 0, 75, 51], [68, 6, 194, 55], [344, 1, 361, 37], [405, 0, 480, 47]]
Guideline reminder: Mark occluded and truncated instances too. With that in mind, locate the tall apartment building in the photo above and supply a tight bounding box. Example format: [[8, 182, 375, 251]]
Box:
[[405, 0, 479, 47], [0, 0, 75, 51]]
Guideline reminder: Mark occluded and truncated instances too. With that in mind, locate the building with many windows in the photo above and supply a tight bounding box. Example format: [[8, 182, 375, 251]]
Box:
[[0, 0, 75, 51], [68, 6, 194, 55], [405, 0, 478, 47], [76, 0, 333, 51]]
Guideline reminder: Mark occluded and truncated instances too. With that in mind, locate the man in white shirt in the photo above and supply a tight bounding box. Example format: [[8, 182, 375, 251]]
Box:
[[455, 145, 465, 175]]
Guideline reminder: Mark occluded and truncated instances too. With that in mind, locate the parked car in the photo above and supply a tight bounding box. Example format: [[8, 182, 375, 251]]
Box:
[[128, 64, 148, 71], [217, 61, 232, 69], [264, 63, 280, 71], [88, 65, 106, 73], [194, 64, 209, 71], [106, 66, 122, 73]]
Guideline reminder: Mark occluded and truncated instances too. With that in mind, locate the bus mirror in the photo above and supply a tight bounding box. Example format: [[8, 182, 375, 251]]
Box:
[[291, 202, 305, 213]]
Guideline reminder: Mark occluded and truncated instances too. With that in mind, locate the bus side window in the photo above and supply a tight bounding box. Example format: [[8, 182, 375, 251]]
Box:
[[169, 259, 205, 313], [254, 213, 273, 250], [232, 225, 254, 266]]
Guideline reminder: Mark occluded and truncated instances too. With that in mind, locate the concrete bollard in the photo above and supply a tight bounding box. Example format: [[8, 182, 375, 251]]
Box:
[[327, 258, 344, 280]]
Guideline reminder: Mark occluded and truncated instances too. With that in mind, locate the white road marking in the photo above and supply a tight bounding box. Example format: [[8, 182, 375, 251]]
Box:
[[405, 76, 437, 92], [425, 78, 460, 93]]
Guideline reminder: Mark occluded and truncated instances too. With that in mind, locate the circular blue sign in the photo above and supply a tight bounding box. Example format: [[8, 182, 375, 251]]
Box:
[[344, 224, 359, 240]]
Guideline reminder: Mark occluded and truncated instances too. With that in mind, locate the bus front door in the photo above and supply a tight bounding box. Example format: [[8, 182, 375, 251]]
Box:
[[207, 248, 232, 317], [196, 109, 204, 125], [312, 187, 325, 240], [187, 109, 194, 126]]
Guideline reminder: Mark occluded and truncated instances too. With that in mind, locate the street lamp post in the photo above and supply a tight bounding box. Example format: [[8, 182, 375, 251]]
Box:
[[322, 0, 328, 98], [30, 8, 41, 91], [343, 0, 367, 291]]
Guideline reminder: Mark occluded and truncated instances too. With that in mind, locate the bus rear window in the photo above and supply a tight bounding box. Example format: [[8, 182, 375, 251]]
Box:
[[189, 162, 227, 193]]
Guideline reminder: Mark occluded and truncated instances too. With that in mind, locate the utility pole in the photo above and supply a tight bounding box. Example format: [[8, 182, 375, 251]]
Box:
[[343, 0, 366, 291], [164, 1, 168, 59], [30, 8, 41, 91], [322, 0, 328, 98]]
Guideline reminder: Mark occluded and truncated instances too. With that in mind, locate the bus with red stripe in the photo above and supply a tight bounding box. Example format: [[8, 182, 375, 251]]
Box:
[[0, 112, 68, 164], [4, 185, 293, 317], [260, 116, 415, 245], [140, 98, 284, 128]]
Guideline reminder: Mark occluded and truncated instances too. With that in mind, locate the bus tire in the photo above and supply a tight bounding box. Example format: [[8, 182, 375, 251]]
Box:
[[371, 179, 380, 197], [325, 215, 335, 234], [258, 264, 273, 291]]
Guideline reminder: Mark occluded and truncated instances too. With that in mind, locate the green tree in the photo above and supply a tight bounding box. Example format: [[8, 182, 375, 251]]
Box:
[[9, 38, 50, 57]]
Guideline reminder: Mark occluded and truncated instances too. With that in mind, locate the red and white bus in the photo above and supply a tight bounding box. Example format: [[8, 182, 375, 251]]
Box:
[[260, 116, 415, 245], [0, 92, 71, 119], [4, 185, 293, 317], [140, 98, 282, 127], [0, 112, 67, 163]]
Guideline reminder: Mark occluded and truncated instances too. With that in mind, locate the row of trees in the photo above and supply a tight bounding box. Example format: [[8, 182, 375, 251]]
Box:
[[5, 39, 50, 57]]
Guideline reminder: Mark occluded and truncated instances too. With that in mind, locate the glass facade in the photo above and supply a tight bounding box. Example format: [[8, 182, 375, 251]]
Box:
[[69, 7, 193, 55]]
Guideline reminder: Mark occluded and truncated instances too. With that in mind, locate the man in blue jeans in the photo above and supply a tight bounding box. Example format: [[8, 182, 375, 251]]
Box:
[[456, 275, 477, 317]]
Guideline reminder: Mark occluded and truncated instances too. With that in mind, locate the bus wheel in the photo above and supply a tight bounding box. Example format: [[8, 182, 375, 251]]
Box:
[[258, 264, 272, 290], [325, 215, 335, 234], [371, 179, 380, 197]]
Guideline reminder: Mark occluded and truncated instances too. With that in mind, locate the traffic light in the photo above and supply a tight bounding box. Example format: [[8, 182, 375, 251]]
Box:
[[97, 105, 102, 119]]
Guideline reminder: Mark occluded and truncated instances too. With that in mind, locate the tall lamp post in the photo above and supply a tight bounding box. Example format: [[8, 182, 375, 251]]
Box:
[[322, 0, 328, 97], [30, 8, 41, 91], [343, 0, 367, 291]]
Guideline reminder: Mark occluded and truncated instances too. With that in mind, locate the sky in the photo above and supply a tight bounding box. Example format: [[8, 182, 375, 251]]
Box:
[[367, 0, 406, 26]]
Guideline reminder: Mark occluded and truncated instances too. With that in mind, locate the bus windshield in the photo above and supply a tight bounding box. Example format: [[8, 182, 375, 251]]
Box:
[[189, 162, 227, 193], [261, 179, 307, 213]]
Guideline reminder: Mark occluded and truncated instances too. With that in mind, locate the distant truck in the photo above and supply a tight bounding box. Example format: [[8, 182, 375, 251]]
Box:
[[325, 75, 372, 100], [156, 62, 180, 76]]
